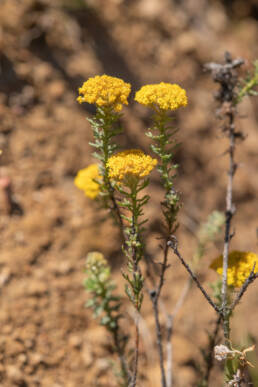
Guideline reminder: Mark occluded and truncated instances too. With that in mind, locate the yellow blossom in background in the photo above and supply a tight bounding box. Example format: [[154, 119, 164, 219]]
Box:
[[107, 149, 157, 182], [86, 252, 110, 283], [74, 164, 101, 199], [210, 250, 258, 288], [135, 82, 187, 111], [77, 75, 131, 112], [86, 251, 107, 269]]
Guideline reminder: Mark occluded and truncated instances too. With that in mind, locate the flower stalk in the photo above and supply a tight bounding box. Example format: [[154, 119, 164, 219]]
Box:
[[74, 67, 258, 386], [75, 75, 131, 240], [135, 82, 187, 387], [107, 149, 157, 387], [147, 111, 180, 387]]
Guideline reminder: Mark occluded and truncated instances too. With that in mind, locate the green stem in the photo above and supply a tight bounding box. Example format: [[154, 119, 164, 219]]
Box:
[[130, 321, 140, 387], [128, 181, 142, 387], [98, 116, 125, 241], [130, 180, 141, 309]]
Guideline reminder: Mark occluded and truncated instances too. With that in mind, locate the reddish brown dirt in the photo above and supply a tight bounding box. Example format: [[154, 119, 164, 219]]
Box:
[[0, 1, 258, 386]]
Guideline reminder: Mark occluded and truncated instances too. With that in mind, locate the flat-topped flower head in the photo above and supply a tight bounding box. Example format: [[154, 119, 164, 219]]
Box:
[[86, 251, 108, 270], [77, 75, 131, 112], [135, 83, 187, 111], [107, 149, 157, 182], [210, 250, 258, 288], [74, 164, 101, 199], [86, 252, 110, 283]]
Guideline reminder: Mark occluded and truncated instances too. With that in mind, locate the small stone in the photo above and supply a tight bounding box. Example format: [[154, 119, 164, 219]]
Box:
[[5, 340, 24, 357], [69, 334, 82, 349], [96, 358, 110, 376], [17, 353, 27, 365], [46, 81, 65, 100], [58, 261, 72, 275], [24, 339, 34, 349], [26, 281, 48, 296], [30, 353, 43, 366], [82, 346, 93, 368], [6, 365, 24, 383], [2, 325, 12, 334], [0, 267, 11, 288]]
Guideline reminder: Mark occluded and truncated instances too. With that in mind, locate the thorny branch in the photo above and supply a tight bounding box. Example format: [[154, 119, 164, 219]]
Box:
[[168, 237, 221, 314], [166, 241, 223, 386], [221, 108, 236, 342], [164, 53, 258, 384], [146, 53, 257, 386], [205, 52, 244, 343]]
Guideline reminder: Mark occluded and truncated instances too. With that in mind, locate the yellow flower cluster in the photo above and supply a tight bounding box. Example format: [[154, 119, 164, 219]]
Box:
[[74, 164, 101, 199], [135, 82, 187, 111], [210, 250, 258, 288], [77, 75, 131, 112], [107, 149, 157, 182]]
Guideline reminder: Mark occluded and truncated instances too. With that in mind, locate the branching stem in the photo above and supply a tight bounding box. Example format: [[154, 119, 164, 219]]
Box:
[[147, 110, 180, 387], [168, 239, 221, 314]]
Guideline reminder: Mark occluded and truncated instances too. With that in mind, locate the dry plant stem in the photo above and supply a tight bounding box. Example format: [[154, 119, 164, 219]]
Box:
[[165, 278, 193, 387], [221, 111, 236, 343], [171, 278, 192, 318], [204, 52, 246, 344], [164, 279, 221, 386], [150, 240, 171, 387], [168, 239, 221, 314], [166, 279, 192, 386], [150, 291, 167, 387], [166, 314, 173, 387], [130, 322, 140, 387], [145, 251, 168, 386]]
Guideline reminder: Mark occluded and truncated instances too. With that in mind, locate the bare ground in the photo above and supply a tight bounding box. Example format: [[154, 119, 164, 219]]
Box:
[[0, 1, 258, 386]]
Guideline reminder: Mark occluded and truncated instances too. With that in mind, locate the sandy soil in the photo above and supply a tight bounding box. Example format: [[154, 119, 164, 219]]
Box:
[[0, 0, 257, 386]]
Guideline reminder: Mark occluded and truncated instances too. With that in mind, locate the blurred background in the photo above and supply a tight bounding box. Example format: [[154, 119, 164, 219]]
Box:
[[0, 0, 257, 386]]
